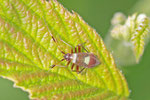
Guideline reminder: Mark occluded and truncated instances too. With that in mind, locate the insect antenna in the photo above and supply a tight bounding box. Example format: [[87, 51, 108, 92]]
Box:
[[43, 18, 66, 54], [51, 36, 66, 54]]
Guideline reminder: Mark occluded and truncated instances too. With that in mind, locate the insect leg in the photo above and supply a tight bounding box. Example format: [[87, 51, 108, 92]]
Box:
[[78, 45, 81, 53], [66, 61, 71, 67], [50, 59, 65, 69], [71, 63, 75, 71], [76, 65, 79, 72], [75, 47, 77, 53], [51, 64, 56, 69], [80, 44, 89, 53], [59, 37, 73, 48], [71, 48, 74, 54], [76, 42, 89, 53], [78, 67, 86, 74]]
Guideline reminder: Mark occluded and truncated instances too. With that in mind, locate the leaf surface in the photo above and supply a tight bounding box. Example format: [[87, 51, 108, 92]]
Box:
[[0, 0, 129, 99], [111, 13, 150, 62]]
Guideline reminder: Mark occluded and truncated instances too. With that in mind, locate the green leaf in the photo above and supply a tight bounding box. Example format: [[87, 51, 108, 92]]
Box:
[[110, 13, 150, 63], [131, 14, 150, 62], [0, 0, 129, 99]]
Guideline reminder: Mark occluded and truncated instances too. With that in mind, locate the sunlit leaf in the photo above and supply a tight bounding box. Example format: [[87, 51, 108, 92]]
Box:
[[0, 0, 129, 99]]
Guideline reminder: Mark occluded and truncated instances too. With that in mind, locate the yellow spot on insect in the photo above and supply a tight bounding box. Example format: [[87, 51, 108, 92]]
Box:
[[84, 56, 90, 65]]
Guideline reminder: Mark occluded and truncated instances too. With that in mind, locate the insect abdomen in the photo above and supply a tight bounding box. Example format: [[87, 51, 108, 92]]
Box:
[[72, 53, 100, 68], [87, 54, 100, 68]]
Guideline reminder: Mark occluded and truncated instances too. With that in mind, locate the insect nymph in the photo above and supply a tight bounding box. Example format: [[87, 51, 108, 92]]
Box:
[[51, 36, 101, 73], [43, 19, 100, 73]]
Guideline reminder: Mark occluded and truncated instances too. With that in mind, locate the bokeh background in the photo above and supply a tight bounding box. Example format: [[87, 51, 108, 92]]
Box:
[[0, 0, 150, 100]]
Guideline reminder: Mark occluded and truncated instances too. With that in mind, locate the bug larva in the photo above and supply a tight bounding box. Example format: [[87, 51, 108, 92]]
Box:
[[43, 19, 100, 73], [51, 36, 100, 73]]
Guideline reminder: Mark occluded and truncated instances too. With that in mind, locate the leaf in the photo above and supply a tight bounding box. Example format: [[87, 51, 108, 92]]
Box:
[[131, 14, 150, 62], [111, 13, 150, 63], [0, 0, 129, 99]]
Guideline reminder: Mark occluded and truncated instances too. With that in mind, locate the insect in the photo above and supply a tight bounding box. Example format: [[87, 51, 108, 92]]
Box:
[[50, 36, 101, 73], [43, 18, 100, 73]]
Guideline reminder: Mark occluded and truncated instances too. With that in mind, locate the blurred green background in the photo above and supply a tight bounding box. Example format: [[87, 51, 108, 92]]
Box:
[[0, 0, 150, 100]]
